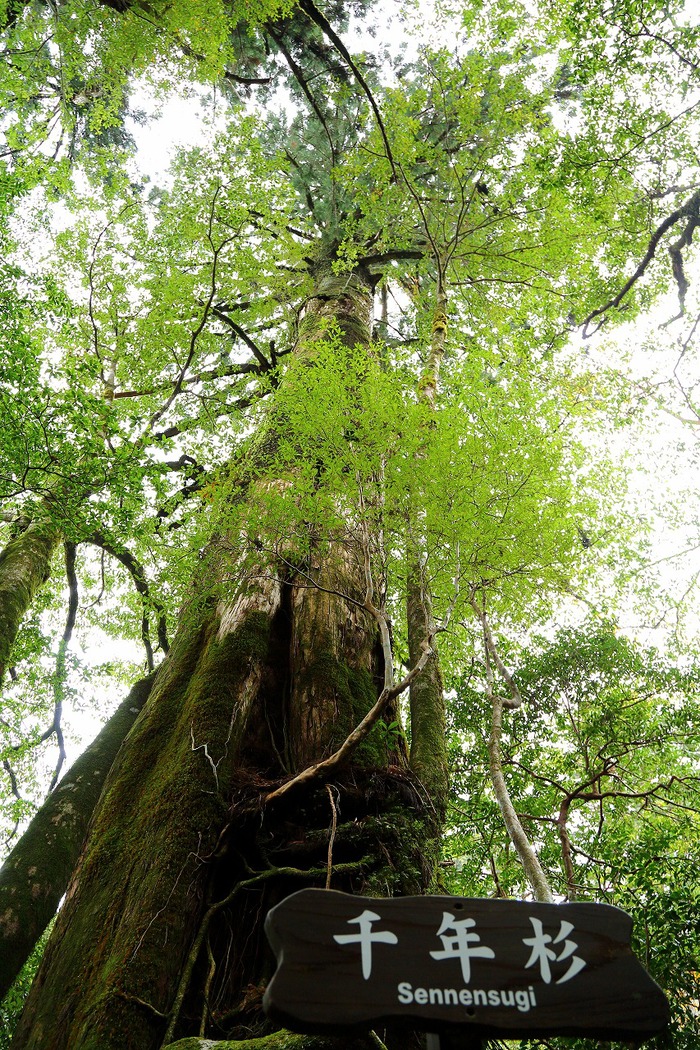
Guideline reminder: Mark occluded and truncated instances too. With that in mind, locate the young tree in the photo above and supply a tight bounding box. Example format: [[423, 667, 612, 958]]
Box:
[[1, 1, 699, 1048], [446, 624, 700, 1046]]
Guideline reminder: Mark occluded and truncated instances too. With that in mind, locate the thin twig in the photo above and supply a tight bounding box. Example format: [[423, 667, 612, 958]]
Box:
[[325, 783, 338, 889]]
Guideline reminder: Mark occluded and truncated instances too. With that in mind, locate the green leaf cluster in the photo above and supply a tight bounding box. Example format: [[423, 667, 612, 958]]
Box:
[[445, 624, 700, 1046]]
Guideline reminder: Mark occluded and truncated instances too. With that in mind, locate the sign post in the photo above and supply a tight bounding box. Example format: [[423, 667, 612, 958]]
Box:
[[264, 889, 669, 1045]]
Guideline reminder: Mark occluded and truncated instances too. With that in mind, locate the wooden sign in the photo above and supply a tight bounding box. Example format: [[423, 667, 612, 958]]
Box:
[[263, 890, 669, 1041]]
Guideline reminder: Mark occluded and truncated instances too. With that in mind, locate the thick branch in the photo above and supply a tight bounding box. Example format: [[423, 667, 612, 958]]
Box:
[[0, 514, 61, 687], [297, 0, 398, 180], [582, 188, 700, 336], [556, 797, 578, 901], [210, 309, 273, 370], [2, 758, 22, 846], [41, 542, 79, 790], [0, 674, 155, 1000], [86, 533, 169, 664], [356, 249, 425, 267], [470, 599, 522, 709], [171, 33, 272, 86], [266, 25, 338, 173], [112, 358, 266, 400], [151, 383, 273, 445], [2, 758, 21, 801]]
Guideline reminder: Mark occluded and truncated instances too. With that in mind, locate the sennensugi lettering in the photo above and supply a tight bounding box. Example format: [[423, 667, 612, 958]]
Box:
[[397, 982, 537, 1013], [332, 911, 398, 979]]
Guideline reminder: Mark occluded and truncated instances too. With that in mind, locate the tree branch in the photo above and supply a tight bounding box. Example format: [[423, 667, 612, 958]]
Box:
[[297, 0, 398, 181], [86, 533, 169, 666], [0, 673, 156, 999], [582, 188, 700, 337], [266, 25, 338, 171], [39, 542, 78, 791], [147, 186, 233, 433], [210, 308, 273, 370], [481, 619, 552, 902], [470, 598, 522, 710]]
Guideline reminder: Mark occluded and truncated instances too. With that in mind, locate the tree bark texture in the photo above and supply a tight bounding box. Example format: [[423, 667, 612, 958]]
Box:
[[162, 1036, 378, 1050], [0, 516, 60, 686], [12, 268, 445, 1050], [407, 561, 448, 817], [406, 288, 450, 824], [0, 674, 155, 1000]]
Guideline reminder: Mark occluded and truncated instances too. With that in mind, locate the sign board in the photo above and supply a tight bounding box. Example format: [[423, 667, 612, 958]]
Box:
[[263, 890, 669, 1041]]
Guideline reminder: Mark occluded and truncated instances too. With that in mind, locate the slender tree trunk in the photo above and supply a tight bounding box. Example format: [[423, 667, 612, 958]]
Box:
[[0, 674, 155, 999], [407, 561, 448, 815], [13, 266, 446, 1050], [0, 515, 60, 686], [407, 285, 449, 821]]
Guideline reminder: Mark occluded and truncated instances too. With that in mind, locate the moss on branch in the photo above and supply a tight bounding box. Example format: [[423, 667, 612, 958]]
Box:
[[164, 1032, 372, 1050], [0, 517, 60, 684]]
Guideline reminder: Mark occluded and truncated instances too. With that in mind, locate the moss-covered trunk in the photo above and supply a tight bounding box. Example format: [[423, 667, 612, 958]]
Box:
[[0, 515, 60, 686], [12, 268, 447, 1050]]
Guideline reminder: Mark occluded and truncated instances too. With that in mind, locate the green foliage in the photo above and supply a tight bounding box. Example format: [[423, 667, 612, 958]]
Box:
[[445, 624, 700, 1047], [0, 0, 296, 188], [0, 0, 695, 810], [208, 320, 613, 651], [0, 922, 52, 1049]]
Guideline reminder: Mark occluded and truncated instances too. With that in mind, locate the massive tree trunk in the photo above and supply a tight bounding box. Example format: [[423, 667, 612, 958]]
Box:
[[12, 266, 447, 1050]]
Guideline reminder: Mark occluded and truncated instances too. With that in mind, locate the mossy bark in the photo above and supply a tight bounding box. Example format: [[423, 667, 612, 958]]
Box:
[[12, 266, 445, 1050], [12, 571, 286, 1050], [286, 543, 383, 769], [0, 516, 60, 685], [0, 673, 154, 1000], [406, 563, 448, 818], [164, 1035, 374, 1050], [406, 287, 449, 823]]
